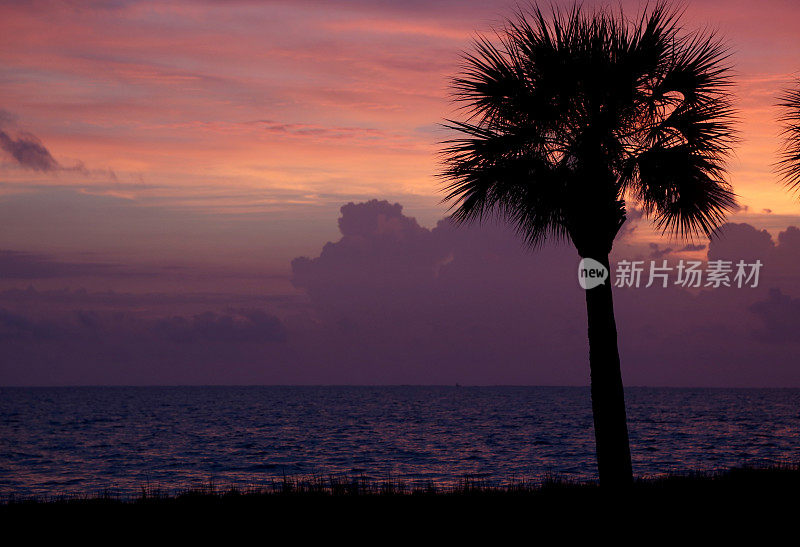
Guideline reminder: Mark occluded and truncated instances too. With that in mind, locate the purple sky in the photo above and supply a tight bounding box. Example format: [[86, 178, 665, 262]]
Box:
[[1, 1, 799, 385], [1, 198, 799, 386]]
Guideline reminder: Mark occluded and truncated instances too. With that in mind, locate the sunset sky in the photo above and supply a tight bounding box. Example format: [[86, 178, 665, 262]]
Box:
[[1, 0, 799, 386]]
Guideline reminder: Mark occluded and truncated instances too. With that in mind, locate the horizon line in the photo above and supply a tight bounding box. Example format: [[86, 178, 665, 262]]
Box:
[[2, 384, 798, 389]]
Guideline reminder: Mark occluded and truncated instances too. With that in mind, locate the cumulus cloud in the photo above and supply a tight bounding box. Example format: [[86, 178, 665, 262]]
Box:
[[709, 223, 775, 262], [3, 200, 800, 386], [709, 223, 800, 288], [292, 199, 452, 303], [291, 199, 587, 384], [289, 202, 800, 386]]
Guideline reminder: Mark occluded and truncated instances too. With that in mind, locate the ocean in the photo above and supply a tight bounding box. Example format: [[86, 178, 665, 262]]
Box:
[[1, 386, 798, 497]]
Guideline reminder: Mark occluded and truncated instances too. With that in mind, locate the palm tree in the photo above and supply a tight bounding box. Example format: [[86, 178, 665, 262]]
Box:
[[777, 81, 800, 192], [440, 3, 736, 487]]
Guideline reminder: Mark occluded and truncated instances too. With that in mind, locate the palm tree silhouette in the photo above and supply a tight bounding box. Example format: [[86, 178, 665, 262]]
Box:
[[440, 3, 736, 486], [777, 81, 800, 192]]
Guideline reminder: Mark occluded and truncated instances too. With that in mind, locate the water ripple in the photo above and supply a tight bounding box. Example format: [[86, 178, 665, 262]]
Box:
[[0, 386, 798, 497]]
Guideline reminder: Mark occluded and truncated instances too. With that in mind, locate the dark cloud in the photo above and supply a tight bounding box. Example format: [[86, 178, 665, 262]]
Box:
[[709, 223, 775, 261], [291, 199, 587, 384], [679, 243, 706, 252], [749, 289, 800, 344], [154, 310, 286, 343], [615, 205, 645, 240], [0, 286, 300, 309], [0, 249, 151, 279], [0, 113, 114, 176], [776, 225, 800, 253], [648, 243, 673, 259], [0, 307, 285, 343], [3, 201, 800, 386], [0, 306, 289, 385], [293, 199, 450, 302], [0, 109, 16, 125], [290, 203, 800, 386], [0, 309, 61, 341], [0, 129, 59, 172], [709, 223, 800, 288], [255, 120, 384, 141]]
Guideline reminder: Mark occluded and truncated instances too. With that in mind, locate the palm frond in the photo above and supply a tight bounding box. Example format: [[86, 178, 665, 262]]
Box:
[[777, 83, 800, 192], [624, 28, 737, 237], [631, 144, 736, 238], [439, 119, 569, 247], [439, 1, 737, 249]]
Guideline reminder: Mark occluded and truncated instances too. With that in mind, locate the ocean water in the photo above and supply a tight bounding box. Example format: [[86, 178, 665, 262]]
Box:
[[1, 386, 798, 497]]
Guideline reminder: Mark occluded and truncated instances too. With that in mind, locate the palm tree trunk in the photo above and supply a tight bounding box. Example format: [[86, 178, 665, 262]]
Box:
[[584, 253, 633, 487]]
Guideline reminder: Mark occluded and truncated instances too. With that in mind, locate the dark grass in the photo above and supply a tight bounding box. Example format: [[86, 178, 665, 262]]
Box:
[[4, 464, 800, 506], [4, 467, 798, 535]]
